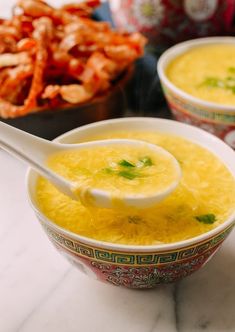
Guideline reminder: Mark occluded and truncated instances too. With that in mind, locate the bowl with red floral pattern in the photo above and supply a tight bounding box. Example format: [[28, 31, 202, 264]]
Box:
[[27, 117, 235, 288]]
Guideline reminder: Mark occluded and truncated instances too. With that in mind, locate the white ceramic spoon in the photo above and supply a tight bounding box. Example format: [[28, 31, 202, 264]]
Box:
[[0, 121, 181, 208]]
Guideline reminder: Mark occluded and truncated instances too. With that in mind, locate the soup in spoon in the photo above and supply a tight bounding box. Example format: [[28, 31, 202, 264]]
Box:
[[36, 131, 235, 245], [46, 142, 180, 207]]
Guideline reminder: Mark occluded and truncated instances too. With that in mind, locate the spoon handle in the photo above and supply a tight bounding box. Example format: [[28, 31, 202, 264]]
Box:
[[0, 121, 75, 199], [0, 121, 55, 161]]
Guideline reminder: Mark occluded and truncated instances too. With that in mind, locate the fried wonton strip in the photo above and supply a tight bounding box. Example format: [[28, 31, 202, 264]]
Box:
[[0, 0, 147, 118], [0, 18, 52, 118]]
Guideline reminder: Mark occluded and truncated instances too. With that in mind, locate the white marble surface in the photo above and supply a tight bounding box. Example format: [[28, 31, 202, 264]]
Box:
[[1, 150, 235, 332], [1, 1, 235, 331]]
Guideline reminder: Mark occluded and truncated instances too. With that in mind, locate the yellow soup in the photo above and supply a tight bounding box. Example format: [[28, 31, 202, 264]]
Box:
[[166, 44, 235, 105], [46, 144, 179, 201], [36, 131, 235, 245]]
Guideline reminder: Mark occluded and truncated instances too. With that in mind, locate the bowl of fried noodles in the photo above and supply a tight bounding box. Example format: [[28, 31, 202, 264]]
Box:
[[0, 0, 146, 139]]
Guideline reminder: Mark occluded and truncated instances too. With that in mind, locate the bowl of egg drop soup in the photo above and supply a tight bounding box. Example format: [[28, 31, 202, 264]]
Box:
[[27, 117, 235, 288], [158, 37, 235, 149]]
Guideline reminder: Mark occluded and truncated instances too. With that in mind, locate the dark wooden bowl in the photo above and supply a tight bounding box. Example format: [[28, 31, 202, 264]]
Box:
[[1, 68, 133, 140]]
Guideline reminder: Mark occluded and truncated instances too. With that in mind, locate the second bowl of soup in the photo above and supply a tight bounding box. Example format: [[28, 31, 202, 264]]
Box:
[[158, 37, 235, 149], [27, 117, 235, 288]]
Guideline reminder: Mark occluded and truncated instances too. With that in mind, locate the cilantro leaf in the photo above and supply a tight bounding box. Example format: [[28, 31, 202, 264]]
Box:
[[194, 214, 216, 224]]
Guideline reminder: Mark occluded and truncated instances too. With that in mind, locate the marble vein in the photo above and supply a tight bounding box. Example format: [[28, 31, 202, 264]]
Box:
[[175, 234, 235, 332], [12, 273, 178, 332], [148, 284, 178, 332], [173, 282, 180, 332], [16, 268, 72, 332]]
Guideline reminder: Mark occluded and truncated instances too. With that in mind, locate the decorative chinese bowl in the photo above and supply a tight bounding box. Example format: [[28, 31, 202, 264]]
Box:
[[27, 117, 235, 289], [109, 0, 234, 47], [158, 37, 235, 149]]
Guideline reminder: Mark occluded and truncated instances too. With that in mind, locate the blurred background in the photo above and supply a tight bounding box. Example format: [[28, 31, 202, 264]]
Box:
[[1, 0, 235, 137], [104, 0, 235, 115]]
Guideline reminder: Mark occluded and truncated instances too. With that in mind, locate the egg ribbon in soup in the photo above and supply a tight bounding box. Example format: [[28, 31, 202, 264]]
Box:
[[36, 131, 235, 245], [166, 44, 235, 105], [45, 143, 179, 206]]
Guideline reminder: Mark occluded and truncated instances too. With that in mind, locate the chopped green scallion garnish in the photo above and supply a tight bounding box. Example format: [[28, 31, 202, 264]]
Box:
[[200, 77, 224, 88], [228, 67, 235, 74], [128, 216, 143, 224], [118, 159, 135, 167], [194, 214, 216, 224], [118, 170, 138, 180], [199, 67, 235, 94], [103, 167, 115, 174], [139, 156, 153, 166]]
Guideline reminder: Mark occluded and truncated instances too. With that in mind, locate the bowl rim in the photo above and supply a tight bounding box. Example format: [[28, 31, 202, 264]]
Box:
[[26, 117, 235, 252], [157, 36, 235, 112]]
